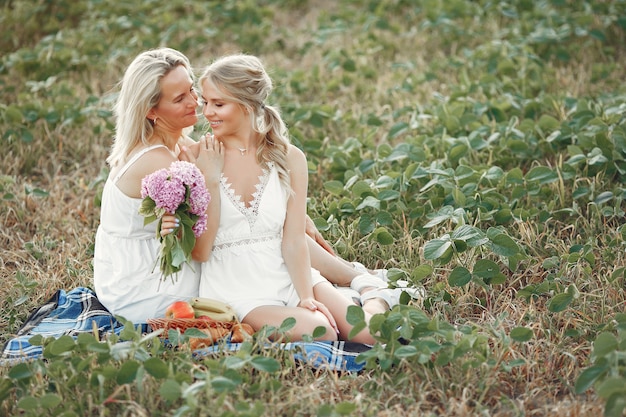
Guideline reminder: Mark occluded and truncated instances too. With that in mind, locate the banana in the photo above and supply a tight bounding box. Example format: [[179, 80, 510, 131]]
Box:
[[190, 297, 231, 312], [190, 297, 237, 322]]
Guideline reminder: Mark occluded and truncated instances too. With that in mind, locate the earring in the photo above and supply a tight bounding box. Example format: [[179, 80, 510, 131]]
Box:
[[153, 117, 158, 126]]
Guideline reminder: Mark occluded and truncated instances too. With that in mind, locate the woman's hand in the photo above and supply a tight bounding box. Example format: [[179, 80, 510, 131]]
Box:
[[179, 134, 224, 185], [298, 297, 339, 335], [305, 215, 335, 256], [160, 214, 179, 237]]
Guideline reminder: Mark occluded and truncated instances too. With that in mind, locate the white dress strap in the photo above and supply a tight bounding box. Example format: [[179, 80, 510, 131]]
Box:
[[113, 144, 169, 184]]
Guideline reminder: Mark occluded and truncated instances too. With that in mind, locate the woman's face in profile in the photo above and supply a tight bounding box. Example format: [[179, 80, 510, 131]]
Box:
[[152, 65, 199, 131]]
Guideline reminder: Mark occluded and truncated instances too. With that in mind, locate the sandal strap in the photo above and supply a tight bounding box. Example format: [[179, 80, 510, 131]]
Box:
[[360, 288, 402, 309], [349, 274, 387, 292]]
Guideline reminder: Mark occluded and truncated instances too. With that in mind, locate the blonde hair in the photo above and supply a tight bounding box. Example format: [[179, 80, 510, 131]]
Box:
[[198, 54, 291, 192], [107, 48, 193, 167]]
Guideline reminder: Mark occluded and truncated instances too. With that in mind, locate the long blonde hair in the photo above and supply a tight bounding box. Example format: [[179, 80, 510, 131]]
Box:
[[198, 54, 291, 192], [107, 48, 193, 167]]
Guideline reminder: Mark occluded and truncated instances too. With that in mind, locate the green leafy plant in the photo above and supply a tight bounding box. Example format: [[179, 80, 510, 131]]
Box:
[[576, 314, 626, 417]]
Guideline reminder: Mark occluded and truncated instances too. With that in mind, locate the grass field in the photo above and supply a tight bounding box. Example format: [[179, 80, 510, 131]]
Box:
[[1, 0, 626, 416]]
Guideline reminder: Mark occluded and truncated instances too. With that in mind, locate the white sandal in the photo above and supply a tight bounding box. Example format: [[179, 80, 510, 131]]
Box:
[[352, 262, 389, 282], [360, 285, 426, 310], [360, 287, 403, 309], [349, 274, 387, 293]]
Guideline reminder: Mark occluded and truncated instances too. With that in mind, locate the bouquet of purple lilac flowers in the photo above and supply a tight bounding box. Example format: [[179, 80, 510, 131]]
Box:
[[139, 161, 210, 283]]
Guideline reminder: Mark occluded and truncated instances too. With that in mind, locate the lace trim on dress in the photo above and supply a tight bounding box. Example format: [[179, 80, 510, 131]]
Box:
[[221, 162, 274, 229], [213, 232, 282, 252]]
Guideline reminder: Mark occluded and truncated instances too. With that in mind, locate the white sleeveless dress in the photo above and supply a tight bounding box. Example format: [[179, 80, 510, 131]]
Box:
[[199, 162, 325, 320], [93, 145, 200, 323]]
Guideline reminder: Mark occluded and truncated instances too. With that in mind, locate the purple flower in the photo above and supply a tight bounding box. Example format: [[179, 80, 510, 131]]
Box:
[[138, 160, 211, 283], [189, 183, 211, 215], [169, 160, 204, 186], [192, 213, 208, 237]]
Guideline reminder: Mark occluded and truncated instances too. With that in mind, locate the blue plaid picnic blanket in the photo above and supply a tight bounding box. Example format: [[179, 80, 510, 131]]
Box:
[[1, 287, 369, 372], [1, 287, 124, 364], [193, 340, 369, 372]]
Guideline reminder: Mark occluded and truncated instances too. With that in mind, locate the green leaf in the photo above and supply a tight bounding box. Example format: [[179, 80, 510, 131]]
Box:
[[450, 225, 484, 242], [373, 227, 394, 245], [411, 264, 433, 281], [250, 356, 280, 373], [592, 332, 619, 359], [394, 345, 419, 359], [548, 292, 573, 313], [388, 122, 409, 139], [335, 402, 358, 414], [351, 180, 372, 197], [448, 143, 468, 163], [594, 191, 614, 205], [117, 360, 140, 384], [170, 240, 188, 269], [604, 393, 626, 417], [488, 272, 507, 285], [39, 393, 62, 409], [324, 180, 344, 196], [0, 378, 14, 404], [472, 259, 500, 279], [223, 357, 246, 370], [448, 266, 471, 287], [138, 198, 157, 218], [358, 214, 375, 235], [48, 335, 76, 356], [575, 364, 608, 394], [489, 233, 520, 257], [423, 238, 452, 260], [375, 211, 393, 226], [159, 379, 182, 401], [510, 327, 533, 342], [279, 317, 296, 333], [17, 395, 39, 410], [538, 114, 560, 131], [211, 376, 240, 393], [4, 105, 23, 123], [144, 357, 169, 379], [355, 195, 380, 210], [525, 166, 558, 184], [596, 376, 626, 399], [8, 362, 33, 380], [184, 328, 208, 338], [346, 305, 365, 325], [378, 190, 400, 201]]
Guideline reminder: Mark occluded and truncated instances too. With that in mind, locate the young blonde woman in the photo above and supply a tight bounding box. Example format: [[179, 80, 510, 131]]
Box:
[[189, 54, 396, 343], [93, 48, 222, 323], [96, 47, 395, 326]]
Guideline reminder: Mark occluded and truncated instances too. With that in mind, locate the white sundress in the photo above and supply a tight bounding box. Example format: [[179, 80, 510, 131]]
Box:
[[199, 162, 325, 320], [93, 145, 200, 324]]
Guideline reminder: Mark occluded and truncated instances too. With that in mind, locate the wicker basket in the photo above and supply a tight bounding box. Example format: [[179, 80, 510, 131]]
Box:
[[146, 317, 232, 333], [147, 318, 255, 347]]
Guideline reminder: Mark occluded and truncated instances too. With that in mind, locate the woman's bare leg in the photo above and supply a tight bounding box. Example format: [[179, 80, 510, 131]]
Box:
[[242, 305, 338, 342], [306, 235, 359, 286], [306, 236, 393, 315], [313, 281, 377, 344]]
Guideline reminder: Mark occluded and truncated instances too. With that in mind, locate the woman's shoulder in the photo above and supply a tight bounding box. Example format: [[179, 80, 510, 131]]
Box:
[[286, 144, 306, 164], [112, 145, 177, 196]]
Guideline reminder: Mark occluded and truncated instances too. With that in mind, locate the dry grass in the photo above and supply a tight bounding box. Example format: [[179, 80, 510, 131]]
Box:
[[2, 1, 626, 416]]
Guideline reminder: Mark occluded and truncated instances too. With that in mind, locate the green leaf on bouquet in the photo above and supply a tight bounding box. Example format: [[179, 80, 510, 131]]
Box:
[[170, 240, 187, 269], [179, 218, 197, 262], [139, 198, 158, 225], [138, 197, 156, 213]]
